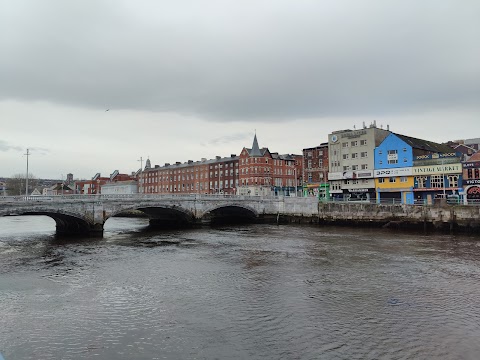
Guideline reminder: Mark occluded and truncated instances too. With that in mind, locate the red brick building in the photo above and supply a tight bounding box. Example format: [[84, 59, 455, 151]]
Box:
[[138, 155, 239, 195], [238, 135, 302, 196], [302, 142, 329, 196]]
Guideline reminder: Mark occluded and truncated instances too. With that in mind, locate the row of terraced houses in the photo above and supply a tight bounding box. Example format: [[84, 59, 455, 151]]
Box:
[[74, 123, 480, 204]]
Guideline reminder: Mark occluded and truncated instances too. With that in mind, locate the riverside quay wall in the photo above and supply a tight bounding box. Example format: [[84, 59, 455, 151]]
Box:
[[293, 202, 480, 233]]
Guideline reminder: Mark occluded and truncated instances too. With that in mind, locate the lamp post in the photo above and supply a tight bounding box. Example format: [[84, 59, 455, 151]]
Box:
[[24, 148, 30, 196]]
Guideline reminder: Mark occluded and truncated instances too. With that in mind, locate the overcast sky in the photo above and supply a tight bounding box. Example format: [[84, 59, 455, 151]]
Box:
[[1, 0, 479, 179]]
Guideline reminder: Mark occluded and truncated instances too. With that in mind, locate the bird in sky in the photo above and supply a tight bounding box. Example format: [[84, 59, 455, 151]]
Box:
[[105, 109, 110, 112]]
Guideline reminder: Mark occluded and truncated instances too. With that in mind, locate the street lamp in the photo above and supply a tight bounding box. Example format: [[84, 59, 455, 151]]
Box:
[[24, 148, 30, 196]]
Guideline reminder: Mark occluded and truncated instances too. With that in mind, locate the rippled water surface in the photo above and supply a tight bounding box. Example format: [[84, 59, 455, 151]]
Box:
[[1, 216, 480, 359]]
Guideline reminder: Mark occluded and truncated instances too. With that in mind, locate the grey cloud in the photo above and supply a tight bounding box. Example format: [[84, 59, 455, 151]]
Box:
[[29, 147, 50, 156], [203, 132, 252, 147], [1, 0, 479, 122], [0, 140, 22, 152]]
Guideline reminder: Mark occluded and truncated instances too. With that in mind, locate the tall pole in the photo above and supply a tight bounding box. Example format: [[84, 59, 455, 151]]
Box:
[[442, 158, 446, 197], [294, 167, 297, 197], [24, 148, 30, 196], [138, 157, 143, 193]]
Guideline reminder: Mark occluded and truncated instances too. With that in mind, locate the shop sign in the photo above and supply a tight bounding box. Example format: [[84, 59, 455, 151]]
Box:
[[413, 163, 462, 175], [356, 170, 373, 178], [463, 161, 480, 169], [374, 167, 413, 178], [415, 152, 460, 160], [328, 172, 343, 180], [329, 170, 373, 180], [467, 186, 480, 199], [340, 130, 367, 139], [464, 179, 480, 185], [348, 188, 370, 193]]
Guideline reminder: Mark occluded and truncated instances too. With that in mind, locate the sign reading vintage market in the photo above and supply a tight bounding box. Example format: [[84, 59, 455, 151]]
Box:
[[413, 163, 462, 175]]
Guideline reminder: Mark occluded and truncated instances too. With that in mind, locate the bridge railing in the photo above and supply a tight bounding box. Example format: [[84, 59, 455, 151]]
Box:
[[0, 193, 269, 203]]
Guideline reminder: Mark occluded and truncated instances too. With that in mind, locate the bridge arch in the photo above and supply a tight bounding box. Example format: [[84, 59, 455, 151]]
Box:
[[1, 209, 95, 235], [108, 204, 196, 228], [201, 204, 259, 225]]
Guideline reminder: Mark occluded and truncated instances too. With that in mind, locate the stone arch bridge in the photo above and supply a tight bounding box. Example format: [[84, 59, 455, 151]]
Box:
[[0, 194, 318, 236]]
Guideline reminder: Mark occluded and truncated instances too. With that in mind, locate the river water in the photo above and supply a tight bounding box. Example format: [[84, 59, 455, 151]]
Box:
[[0, 216, 479, 360]]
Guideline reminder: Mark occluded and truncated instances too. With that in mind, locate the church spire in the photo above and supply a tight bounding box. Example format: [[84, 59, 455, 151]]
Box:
[[250, 133, 262, 156], [144, 157, 151, 170]]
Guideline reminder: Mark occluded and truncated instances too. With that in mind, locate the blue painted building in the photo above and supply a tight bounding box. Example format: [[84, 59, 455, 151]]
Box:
[[374, 133, 415, 204], [374, 133, 462, 204]]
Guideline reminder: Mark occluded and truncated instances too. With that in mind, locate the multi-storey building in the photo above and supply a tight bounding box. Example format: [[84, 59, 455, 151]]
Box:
[[138, 155, 239, 195], [75, 171, 137, 195], [461, 151, 480, 203], [412, 153, 463, 204], [374, 133, 460, 204], [302, 143, 329, 197], [238, 135, 302, 196], [328, 123, 390, 201], [75, 173, 111, 194]]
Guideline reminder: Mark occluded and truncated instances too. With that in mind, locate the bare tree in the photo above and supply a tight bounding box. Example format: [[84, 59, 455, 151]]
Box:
[[5, 173, 38, 196]]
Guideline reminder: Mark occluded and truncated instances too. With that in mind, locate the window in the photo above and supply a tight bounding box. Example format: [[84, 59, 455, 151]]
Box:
[[307, 151, 312, 158], [342, 142, 349, 148], [378, 177, 385, 183], [361, 164, 368, 170], [343, 154, 349, 160], [351, 140, 358, 147], [319, 150, 323, 156], [352, 165, 358, 170], [308, 160, 312, 168], [361, 152, 368, 158], [378, 150, 382, 155], [400, 177, 408, 183], [389, 177, 396, 183], [448, 175, 459, 188], [352, 153, 358, 159], [415, 176, 427, 188], [387, 149, 398, 164], [319, 159, 323, 167], [403, 148, 407, 152], [360, 139, 367, 146], [379, 160, 383, 165], [403, 158, 408, 163], [430, 175, 444, 188], [343, 166, 350, 171]]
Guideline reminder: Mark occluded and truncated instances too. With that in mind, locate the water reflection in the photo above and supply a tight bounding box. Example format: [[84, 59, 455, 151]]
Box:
[[0, 216, 480, 359]]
